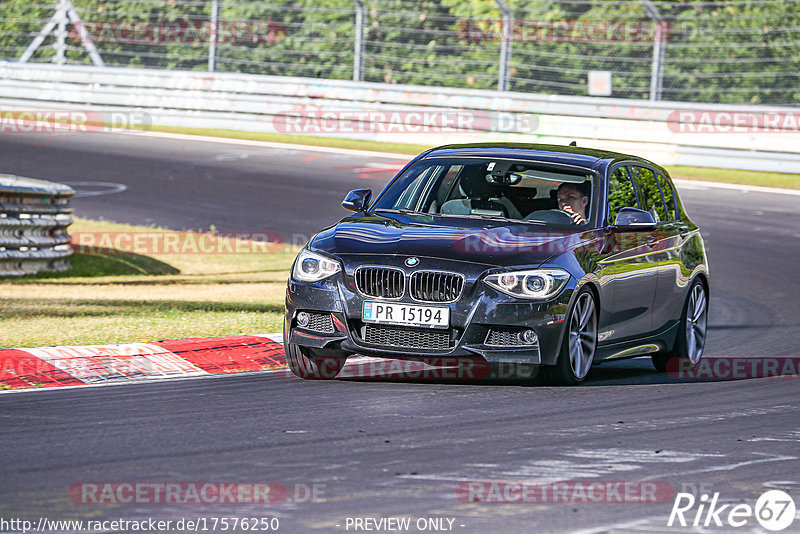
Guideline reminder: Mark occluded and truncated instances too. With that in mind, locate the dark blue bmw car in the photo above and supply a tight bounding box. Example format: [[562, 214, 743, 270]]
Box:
[[284, 143, 709, 385]]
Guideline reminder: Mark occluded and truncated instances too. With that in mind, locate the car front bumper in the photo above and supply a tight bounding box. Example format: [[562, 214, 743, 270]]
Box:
[[284, 274, 574, 367]]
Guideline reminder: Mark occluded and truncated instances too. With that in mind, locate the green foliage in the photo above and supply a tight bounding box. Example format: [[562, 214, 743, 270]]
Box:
[[1, 0, 796, 104], [608, 167, 638, 225]]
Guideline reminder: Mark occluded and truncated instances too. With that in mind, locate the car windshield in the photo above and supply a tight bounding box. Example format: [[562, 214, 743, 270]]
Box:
[[371, 158, 596, 226]]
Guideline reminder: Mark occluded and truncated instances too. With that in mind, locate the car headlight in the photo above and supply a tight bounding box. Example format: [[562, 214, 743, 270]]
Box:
[[292, 249, 341, 282], [484, 268, 570, 300]]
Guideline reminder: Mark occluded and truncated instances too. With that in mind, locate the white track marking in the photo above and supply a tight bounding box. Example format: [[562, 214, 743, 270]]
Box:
[[128, 130, 408, 159], [545, 405, 794, 437], [118, 130, 800, 196], [402, 448, 723, 483], [747, 429, 800, 442], [672, 178, 800, 196], [123, 130, 800, 195], [570, 516, 728, 534], [62, 181, 128, 197], [567, 449, 722, 463], [25, 343, 208, 383], [640, 452, 798, 481]]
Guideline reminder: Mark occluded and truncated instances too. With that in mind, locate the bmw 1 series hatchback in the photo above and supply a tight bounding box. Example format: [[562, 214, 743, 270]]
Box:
[[284, 143, 709, 385]]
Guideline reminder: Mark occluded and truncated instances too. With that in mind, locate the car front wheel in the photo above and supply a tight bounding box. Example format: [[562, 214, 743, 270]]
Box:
[[652, 279, 708, 372], [544, 287, 598, 386], [285, 342, 347, 379]]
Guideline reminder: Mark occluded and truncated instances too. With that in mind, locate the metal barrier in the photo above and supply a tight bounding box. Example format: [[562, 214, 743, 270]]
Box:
[[0, 175, 74, 276], [3, 0, 799, 106], [0, 62, 799, 173]]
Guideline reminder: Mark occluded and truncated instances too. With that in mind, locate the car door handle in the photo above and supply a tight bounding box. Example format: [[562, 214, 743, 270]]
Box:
[[646, 237, 657, 248]]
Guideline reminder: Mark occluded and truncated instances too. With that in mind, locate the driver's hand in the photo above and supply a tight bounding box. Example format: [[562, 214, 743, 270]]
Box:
[[561, 205, 587, 224]]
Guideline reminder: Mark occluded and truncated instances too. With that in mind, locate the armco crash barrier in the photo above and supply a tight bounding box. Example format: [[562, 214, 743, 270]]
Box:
[[1, 63, 800, 173], [0, 174, 74, 276], [0, 335, 286, 390]]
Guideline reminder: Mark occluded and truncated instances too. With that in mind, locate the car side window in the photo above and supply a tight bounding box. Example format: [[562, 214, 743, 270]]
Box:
[[657, 173, 678, 220], [629, 166, 667, 223], [607, 166, 638, 225]]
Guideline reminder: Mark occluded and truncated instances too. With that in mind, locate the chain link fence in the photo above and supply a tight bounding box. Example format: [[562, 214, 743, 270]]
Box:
[[1, 0, 798, 105]]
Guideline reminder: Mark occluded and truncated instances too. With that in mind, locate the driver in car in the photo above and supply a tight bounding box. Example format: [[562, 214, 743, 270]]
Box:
[[556, 182, 590, 224]]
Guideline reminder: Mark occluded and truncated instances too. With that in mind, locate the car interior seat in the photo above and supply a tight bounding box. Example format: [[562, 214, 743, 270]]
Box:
[[439, 166, 509, 218]]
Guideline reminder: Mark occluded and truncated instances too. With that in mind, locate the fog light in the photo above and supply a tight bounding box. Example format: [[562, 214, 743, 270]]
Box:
[[519, 329, 538, 344], [296, 311, 310, 328]]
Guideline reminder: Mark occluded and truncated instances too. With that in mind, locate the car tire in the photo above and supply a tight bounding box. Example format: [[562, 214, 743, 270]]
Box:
[[543, 287, 598, 386], [652, 279, 708, 372], [285, 342, 346, 379]]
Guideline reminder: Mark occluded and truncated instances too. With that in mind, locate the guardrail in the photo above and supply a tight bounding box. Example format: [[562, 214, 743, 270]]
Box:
[[1, 63, 799, 173], [0, 175, 74, 276]]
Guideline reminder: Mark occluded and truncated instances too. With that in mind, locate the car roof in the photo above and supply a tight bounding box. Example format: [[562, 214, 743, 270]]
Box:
[[422, 142, 661, 174]]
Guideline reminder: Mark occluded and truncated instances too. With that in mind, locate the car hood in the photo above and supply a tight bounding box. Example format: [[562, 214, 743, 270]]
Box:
[[310, 213, 595, 268]]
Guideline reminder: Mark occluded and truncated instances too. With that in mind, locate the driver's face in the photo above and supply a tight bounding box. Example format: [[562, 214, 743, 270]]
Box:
[[557, 186, 589, 217]]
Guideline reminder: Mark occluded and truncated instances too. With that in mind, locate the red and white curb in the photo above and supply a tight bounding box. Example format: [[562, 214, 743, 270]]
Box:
[[1, 333, 496, 392], [0, 334, 286, 391]]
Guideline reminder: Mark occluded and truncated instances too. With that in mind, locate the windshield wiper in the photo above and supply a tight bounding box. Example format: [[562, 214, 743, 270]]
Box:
[[442, 213, 511, 222], [374, 208, 423, 215]]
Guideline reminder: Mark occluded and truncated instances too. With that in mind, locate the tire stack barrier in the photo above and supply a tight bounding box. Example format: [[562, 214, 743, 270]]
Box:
[[0, 174, 74, 276]]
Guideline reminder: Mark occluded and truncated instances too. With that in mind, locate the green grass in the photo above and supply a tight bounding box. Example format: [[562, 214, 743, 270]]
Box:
[[151, 124, 800, 190], [667, 166, 800, 190], [0, 218, 297, 348], [153, 125, 432, 155]]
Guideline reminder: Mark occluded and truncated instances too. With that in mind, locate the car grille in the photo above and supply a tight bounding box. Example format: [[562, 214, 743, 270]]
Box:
[[409, 271, 464, 302], [355, 267, 404, 298], [302, 311, 335, 334], [363, 324, 452, 351], [486, 328, 533, 347]]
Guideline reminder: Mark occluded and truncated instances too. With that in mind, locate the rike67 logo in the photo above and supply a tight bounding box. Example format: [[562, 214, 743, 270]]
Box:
[[668, 490, 796, 531]]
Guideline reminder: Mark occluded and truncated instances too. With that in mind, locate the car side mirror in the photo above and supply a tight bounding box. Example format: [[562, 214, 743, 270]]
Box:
[[342, 188, 372, 212], [612, 207, 656, 229]]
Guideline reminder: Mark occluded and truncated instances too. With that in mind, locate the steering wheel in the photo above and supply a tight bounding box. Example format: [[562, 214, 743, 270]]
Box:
[[524, 209, 575, 224]]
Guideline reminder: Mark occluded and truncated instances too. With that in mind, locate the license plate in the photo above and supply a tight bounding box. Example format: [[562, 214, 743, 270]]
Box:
[[362, 301, 449, 329]]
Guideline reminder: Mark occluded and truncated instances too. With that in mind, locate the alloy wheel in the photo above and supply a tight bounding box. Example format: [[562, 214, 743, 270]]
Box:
[[685, 284, 708, 364], [568, 292, 597, 379]]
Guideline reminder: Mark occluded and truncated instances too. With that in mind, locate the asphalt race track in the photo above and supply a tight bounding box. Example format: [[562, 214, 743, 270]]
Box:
[[1, 132, 799, 533]]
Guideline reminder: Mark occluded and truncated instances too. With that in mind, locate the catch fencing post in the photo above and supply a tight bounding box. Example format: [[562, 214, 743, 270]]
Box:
[[19, 0, 104, 66], [209, 0, 220, 72], [641, 0, 665, 101], [493, 0, 513, 92], [353, 0, 366, 81], [55, 0, 67, 65]]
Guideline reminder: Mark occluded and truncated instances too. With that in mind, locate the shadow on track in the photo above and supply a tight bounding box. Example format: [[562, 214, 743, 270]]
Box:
[[326, 355, 799, 387]]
